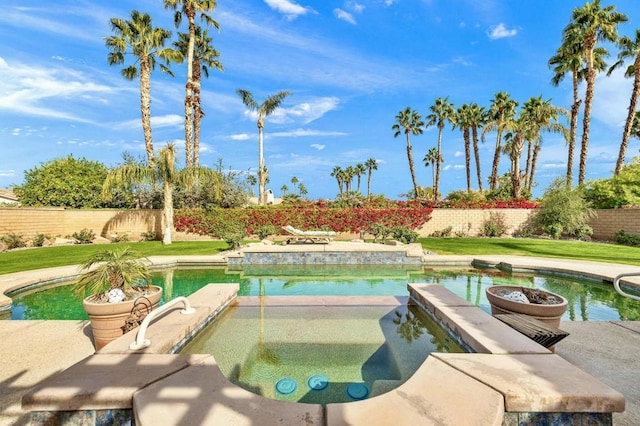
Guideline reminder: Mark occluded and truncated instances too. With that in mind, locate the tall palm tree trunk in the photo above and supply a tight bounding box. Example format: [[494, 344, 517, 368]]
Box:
[[568, 73, 582, 186], [615, 56, 640, 175], [258, 125, 266, 205], [530, 144, 541, 191], [193, 56, 203, 166], [490, 131, 502, 190], [472, 127, 483, 192], [162, 180, 174, 245], [463, 128, 471, 192], [367, 172, 372, 197], [579, 35, 597, 186], [435, 129, 443, 200], [524, 141, 533, 190], [140, 56, 154, 166], [184, 8, 196, 167], [406, 135, 418, 197]]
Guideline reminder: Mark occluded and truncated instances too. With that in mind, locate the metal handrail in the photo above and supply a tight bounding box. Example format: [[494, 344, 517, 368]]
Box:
[[129, 296, 195, 350], [613, 273, 640, 302]]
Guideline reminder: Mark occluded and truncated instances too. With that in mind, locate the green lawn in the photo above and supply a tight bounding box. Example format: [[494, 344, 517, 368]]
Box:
[[0, 241, 229, 275], [1, 238, 639, 276], [419, 237, 640, 266]]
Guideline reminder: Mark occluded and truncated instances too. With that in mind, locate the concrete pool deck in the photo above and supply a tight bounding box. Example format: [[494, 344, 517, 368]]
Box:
[[1, 242, 639, 425]]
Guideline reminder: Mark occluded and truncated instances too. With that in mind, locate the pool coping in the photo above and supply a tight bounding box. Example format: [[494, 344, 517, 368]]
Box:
[[21, 283, 626, 425]]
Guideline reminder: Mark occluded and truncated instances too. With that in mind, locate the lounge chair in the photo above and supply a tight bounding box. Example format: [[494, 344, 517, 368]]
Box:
[[282, 225, 336, 244]]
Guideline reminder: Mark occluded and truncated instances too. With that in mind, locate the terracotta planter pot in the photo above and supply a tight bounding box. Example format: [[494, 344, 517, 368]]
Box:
[[83, 286, 163, 350], [486, 285, 568, 329]]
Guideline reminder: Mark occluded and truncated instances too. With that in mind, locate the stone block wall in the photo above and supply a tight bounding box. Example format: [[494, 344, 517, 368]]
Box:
[[0, 207, 637, 243], [588, 208, 640, 241], [417, 208, 535, 237], [0, 208, 163, 241]]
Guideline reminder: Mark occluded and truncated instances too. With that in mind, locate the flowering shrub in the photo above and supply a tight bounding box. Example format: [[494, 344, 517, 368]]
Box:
[[175, 205, 433, 236]]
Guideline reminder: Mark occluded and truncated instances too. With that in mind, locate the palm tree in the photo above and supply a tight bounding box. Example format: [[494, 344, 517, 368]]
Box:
[[423, 147, 439, 198], [523, 97, 568, 193], [608, 29, 640, 175], [365, 158, 378, 197], [355, 163, 367, 193], [483, 92, 518, 191], [344, 165, 356, 192], [280, 184, 288, 195], [174, 26, 223, 166], [102, 143, 220, 245], [246, 173, 257, 197], [331, 166, 344, 196], [468, 103, 487, 192], [298, 182, 308, 198], [456, 103, 473, 192], [236, 89, 292, 205], [393, 107, 424, 198], [105, 10, 181, 166], [164, 0, 219, 167], [566, 0, 627, 185], [425, 97, 456, 200]]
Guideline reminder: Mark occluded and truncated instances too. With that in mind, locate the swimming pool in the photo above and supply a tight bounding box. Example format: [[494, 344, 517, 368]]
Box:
[[4, 265, 639, 321], [179, 300, 466, 404]]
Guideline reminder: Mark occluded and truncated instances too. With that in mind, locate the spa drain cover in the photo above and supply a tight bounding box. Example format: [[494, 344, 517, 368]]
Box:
[[347, 383, 369, 400], [307, 374, 329, 391], [275, 378, 298, 395]]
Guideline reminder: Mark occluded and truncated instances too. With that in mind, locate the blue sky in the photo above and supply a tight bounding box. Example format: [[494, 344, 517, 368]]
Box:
[[1, 0, 639, 200]]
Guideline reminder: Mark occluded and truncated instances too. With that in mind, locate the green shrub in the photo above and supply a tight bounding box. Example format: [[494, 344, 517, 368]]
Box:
[[544, 224, 563, 239], [1, 233, 27, 250], [574, 224, 593, 240], [32, 233, 49, 247], [480, 212, 508, 237], [391, 226, 418, 244], [140, 231, 157, 241], [532, 178, 595, 238], [256, 224, 277, 240], [213, 220, 247, 249], [369, 223, 392, 243], [110, 233, 129, 243], [431, 226, 453, 237], [72, 228, 95, 244], [614, 230, 640, 246]]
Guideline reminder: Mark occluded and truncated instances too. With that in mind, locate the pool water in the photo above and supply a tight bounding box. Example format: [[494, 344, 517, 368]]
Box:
[[4, 265, 640, 321], [179, 302, 465, 404]]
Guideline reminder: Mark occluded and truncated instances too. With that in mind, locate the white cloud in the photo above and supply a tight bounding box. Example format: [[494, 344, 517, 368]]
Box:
[[231, 133, 252, 141], [270, 128, 347, 138], [150, 114, 183, 128], [264, 0, 314, 19], [116, 114, 183, 130], [334, 9, 356, 25], [0, 57, 115, 122], [269, 97, 341, 125], [0, 170, 16, 177], [346, 1, 365, 13], [487, 23, 517, 40], [592, 68, 634, 129], [310, 144, 326, 150]]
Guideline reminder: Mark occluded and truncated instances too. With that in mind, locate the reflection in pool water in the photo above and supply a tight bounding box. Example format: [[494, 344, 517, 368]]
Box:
[[5, 265, 640, 321], [179, 302, 465, 404]]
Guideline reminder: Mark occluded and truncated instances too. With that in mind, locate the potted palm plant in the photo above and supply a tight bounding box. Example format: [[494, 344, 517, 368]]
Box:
[[76, 247, 162, 350]]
